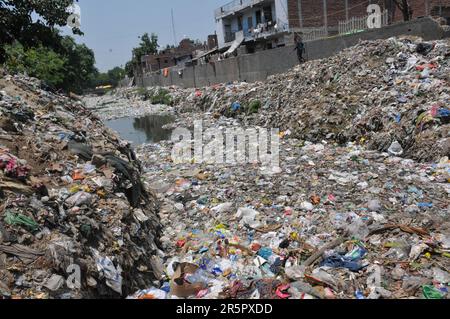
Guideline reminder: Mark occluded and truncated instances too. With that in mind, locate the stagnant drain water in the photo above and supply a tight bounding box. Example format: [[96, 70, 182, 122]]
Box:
[[105, 114, 175, 145]]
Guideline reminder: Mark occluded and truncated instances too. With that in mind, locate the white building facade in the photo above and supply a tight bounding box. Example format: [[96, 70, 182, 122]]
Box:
[[215, 0, 290, 50]]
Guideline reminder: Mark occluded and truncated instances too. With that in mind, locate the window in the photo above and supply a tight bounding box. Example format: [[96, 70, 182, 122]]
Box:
[[263, 6, 273, 23], [255, 10, 261, 25], [237, 16, 243, 31], [247, 16, 253, 29], [224, 24, 234, 43]]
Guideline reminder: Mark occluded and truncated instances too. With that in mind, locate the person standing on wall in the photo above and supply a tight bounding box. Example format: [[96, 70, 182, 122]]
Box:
[[293, 34, 306, 63]]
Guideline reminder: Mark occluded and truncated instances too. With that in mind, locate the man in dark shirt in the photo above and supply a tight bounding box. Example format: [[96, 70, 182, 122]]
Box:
[[294, 35, 306, 63]]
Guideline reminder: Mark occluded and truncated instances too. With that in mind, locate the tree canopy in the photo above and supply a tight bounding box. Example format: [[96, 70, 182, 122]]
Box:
[[0, 0, 82, 62], [4, 35, 98, 94], [4, 42, 67, 89], [1, 1, 158, 92], [125, 33, 159, 77], [94, 67, 126, 88], [59, 36, 97, 92], [132, 33, 159, 63], [0, 0, 104, 93]]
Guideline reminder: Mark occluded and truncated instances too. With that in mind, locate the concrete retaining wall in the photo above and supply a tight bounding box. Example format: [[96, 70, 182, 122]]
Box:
[[140, 18, 444, 89]]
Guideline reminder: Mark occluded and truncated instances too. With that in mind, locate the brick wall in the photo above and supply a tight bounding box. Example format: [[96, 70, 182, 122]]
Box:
[[294, 0, 324, 27], [287, 0, 300, 28], [388, 0, 450, 23], [288, 0, 449, 29], [326, 0, 346, 27], [143, 54, 176, 72], [288, 0, 382, 28]]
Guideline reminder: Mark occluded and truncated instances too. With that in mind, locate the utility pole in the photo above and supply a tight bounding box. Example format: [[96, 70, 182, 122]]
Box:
[[171, 8, 177, 46], [345, 0, 349, 21], [298, 0, 303, 29], [323, 0, 328, 35]]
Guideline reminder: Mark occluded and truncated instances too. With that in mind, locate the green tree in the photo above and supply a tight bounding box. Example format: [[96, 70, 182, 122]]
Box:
[[1, 1, 99, 94], [59, 36, 98, 93], [4, 35, 98, 94], [92, 67, 126, 88], [125, 33, 159, 78], [4, 42, 67, 88], [125, 61, 134, 78], [132, 33, 159, 63], [0, 0, 82, 62], [107, 67, 125, 87]]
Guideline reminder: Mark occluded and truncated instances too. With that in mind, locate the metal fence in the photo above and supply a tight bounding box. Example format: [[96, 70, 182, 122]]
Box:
[[338, 10, 389, 35], [297, 27, 329, 41]]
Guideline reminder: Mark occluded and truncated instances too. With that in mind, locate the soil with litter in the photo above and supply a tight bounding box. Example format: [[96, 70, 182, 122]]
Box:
[[96, 37, 448, 300], [167, 36, 450, 163], [0, 72, 161, 299], [0, 36, 449, 299]]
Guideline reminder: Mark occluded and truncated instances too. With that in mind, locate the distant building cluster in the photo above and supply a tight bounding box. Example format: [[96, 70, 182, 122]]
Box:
[[140, 38, 217, 73]]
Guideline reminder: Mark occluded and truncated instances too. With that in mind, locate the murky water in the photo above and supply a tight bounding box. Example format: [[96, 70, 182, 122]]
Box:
[[105, 114, 175, 145]]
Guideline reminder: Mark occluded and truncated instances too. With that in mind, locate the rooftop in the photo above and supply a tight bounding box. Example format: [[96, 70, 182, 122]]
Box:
[[215, 0, 269, 19]]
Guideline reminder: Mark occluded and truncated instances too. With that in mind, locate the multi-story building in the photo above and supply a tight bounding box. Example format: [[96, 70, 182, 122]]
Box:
[[215, 0, 450, 52], [215, 0, 291, 52]]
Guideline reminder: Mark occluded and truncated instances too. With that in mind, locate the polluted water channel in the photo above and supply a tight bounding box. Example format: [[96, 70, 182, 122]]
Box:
[[105, 114, 175, 145]]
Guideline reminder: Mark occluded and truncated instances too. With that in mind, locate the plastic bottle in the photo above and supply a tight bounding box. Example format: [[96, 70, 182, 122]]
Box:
[[347, 218, 369, 240], [184, 268, 210, 285]]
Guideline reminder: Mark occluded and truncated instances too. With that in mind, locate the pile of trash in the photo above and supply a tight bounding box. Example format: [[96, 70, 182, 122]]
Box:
[[94, 37, 449, 300], [127, 110, 449, 299], [166, 37, 450, 162], [0, 72, 161, 298]]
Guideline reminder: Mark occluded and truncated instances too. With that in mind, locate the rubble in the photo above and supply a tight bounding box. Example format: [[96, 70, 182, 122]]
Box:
[[0, 73, 161, 298], [127, 112, 449, 299], [84, 87, 174, 121], [1, 36, 449, 300], [164, 37, 450, 162], [122, 37, 448, 300]]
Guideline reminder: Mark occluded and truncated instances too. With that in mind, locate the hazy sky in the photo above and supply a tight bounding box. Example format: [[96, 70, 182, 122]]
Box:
[[63, 0, 225, 72]]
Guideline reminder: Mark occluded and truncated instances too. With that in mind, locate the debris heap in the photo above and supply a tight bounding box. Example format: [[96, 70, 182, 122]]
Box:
[[130, 117, 449, 300], [169, 37, 450, 162], [0, 72, 161, 298], [118, 37, 449, 300]]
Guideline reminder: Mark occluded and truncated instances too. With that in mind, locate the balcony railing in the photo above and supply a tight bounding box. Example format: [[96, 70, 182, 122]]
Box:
[[215, 0, 266, 19], [338, 10, 389, 35], [297, 27, 328, 41], [225, 32, 236, 43], [247, 19, 289, 39], [223, 19, 289, 46]]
